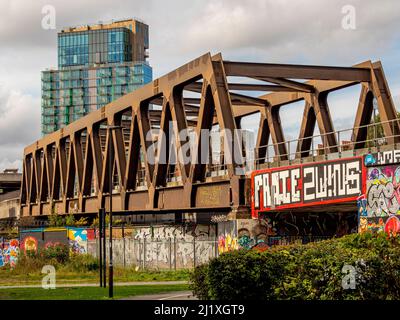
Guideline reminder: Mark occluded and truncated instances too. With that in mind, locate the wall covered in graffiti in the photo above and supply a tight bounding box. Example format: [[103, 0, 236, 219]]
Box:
[[260, 211, 358, 238], [217, 221, 238, 254], [0, 239, 19, 267], [68, 228, 88, 254], [360, 155, 400, 236], [366, 165, 400, 216], [131, 224, 216, 241], [216, 219, 275, 253], [20, 227, 95, 254], [236, 219, 274, 251]]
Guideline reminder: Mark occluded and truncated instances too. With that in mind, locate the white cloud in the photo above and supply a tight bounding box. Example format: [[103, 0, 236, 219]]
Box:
[[183, 0, 400, 64], [0, 159, 22, 173], [0, 85, 40, 171], [0, 0, 399, 167]]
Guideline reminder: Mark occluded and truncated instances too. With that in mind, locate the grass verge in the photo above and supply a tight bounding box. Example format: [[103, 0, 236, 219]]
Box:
[[0, 284, 189, 300], [0, 268, 190, 286], [0, 247, 190, 286]]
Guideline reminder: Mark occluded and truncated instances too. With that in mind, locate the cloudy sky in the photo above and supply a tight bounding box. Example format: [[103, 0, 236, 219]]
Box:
[[0, 0, 399, 170]]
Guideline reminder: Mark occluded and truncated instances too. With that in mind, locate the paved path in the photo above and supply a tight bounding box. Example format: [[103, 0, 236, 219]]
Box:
[[0, 281, 187, 289], [123, 290, 197, 300]]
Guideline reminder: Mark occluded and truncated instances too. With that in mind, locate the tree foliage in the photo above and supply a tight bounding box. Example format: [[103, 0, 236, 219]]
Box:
[[190, 232, 400, 300]]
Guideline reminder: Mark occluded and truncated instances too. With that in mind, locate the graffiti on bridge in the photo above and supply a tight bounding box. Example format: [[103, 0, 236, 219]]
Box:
[[252, 157, 364, 216], [360, 163, 400, 236], [21, 236, 38, 253], [364, 150, 400, 167], [366, 165, 400, 216]]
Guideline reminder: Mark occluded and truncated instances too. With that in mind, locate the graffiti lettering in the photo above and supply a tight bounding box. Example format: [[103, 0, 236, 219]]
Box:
[[252, 157, 363, 215], [367, 183, 400, 216], [366, 165, 400, 217], [365, 150, 400, 166], [360, 164, 400, 237], [303, 160, 360, 201]]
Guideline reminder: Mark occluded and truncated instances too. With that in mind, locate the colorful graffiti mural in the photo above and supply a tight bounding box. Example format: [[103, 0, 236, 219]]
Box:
[[19, 227, 94, 255], [359, 216, 385, 233], [216, 219, 274, 253], [360, 160, 400, 236], [0, 239, 19, 268], [364, 150, 400, 167], [357, 195, 367, 217], [385, 215, 400, 236], [21, 236, 38, 253], [236, 218, 274, 249], [68, 228, 88, 254], [218, 233, 238, 254], [366, 165, 400, 216]]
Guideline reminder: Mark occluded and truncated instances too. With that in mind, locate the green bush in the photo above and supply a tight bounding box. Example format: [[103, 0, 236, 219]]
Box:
[[190, 232, 400, 300], [42, 244, 69, 263], [12, 244, 68, 273], [189, 264, 210, 299]]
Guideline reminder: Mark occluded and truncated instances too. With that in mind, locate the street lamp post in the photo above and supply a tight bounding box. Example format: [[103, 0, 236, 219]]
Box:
[[107, 125, 121, 298]]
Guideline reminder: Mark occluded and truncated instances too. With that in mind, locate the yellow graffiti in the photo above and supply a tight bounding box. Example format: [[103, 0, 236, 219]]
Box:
[[359, 217, 385, 233], [218, 234, 239, 254]]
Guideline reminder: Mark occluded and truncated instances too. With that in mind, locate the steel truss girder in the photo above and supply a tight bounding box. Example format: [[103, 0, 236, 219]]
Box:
[[21, 54, 398, 217]]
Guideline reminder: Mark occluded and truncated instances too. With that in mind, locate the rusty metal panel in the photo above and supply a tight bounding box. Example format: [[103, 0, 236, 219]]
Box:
[[84, 197, 98, 213], [195, 183, 231, 208], [127, 191, 149, 210], [104, 195, 122, 212], [157, 187, 185, 209]]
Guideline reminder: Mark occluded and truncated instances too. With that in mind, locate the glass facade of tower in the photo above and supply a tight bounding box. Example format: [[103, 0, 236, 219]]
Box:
[[41, 20, 152, 136], [41, 63, 152, 134], [57, 28, 133, 67]]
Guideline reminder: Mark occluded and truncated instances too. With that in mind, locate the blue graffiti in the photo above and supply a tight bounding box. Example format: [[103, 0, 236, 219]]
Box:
[[357, 196, 367, 217], [365, 154, 376, 166]]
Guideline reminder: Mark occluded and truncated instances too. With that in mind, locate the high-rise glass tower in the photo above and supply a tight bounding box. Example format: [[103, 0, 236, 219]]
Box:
[[41, 19, 152, 136]]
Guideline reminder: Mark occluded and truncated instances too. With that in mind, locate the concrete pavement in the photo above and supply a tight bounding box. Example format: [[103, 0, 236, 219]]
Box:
[[123, 290, 197, 300]]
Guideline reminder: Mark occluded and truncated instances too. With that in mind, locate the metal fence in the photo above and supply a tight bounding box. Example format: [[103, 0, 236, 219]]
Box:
[[254, 118, 398, 168], [267, 236, 332, 246], [88, 237, 219, 270], [88, 235, 334, 270]]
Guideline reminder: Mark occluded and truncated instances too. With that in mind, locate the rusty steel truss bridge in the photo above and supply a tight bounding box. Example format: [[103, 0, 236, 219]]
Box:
[[20, 52, 399, 220]]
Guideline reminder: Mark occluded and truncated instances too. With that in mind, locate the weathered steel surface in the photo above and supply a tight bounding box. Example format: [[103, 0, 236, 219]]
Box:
[[20, 53, 398, 217]]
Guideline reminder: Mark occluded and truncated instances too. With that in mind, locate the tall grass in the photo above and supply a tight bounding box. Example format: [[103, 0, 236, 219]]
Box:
[[11, 244, 99, 274]]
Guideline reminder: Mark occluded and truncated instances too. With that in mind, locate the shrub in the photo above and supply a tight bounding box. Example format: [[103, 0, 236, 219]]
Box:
[[65, 213, 76, 226], [190, 232, 400, 300], [74, 217, 88, 226], [48, 212, 64, 227], [91, 213, 110, 227], [42, 244, 69, 263], [189, 264, 210, 299]]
